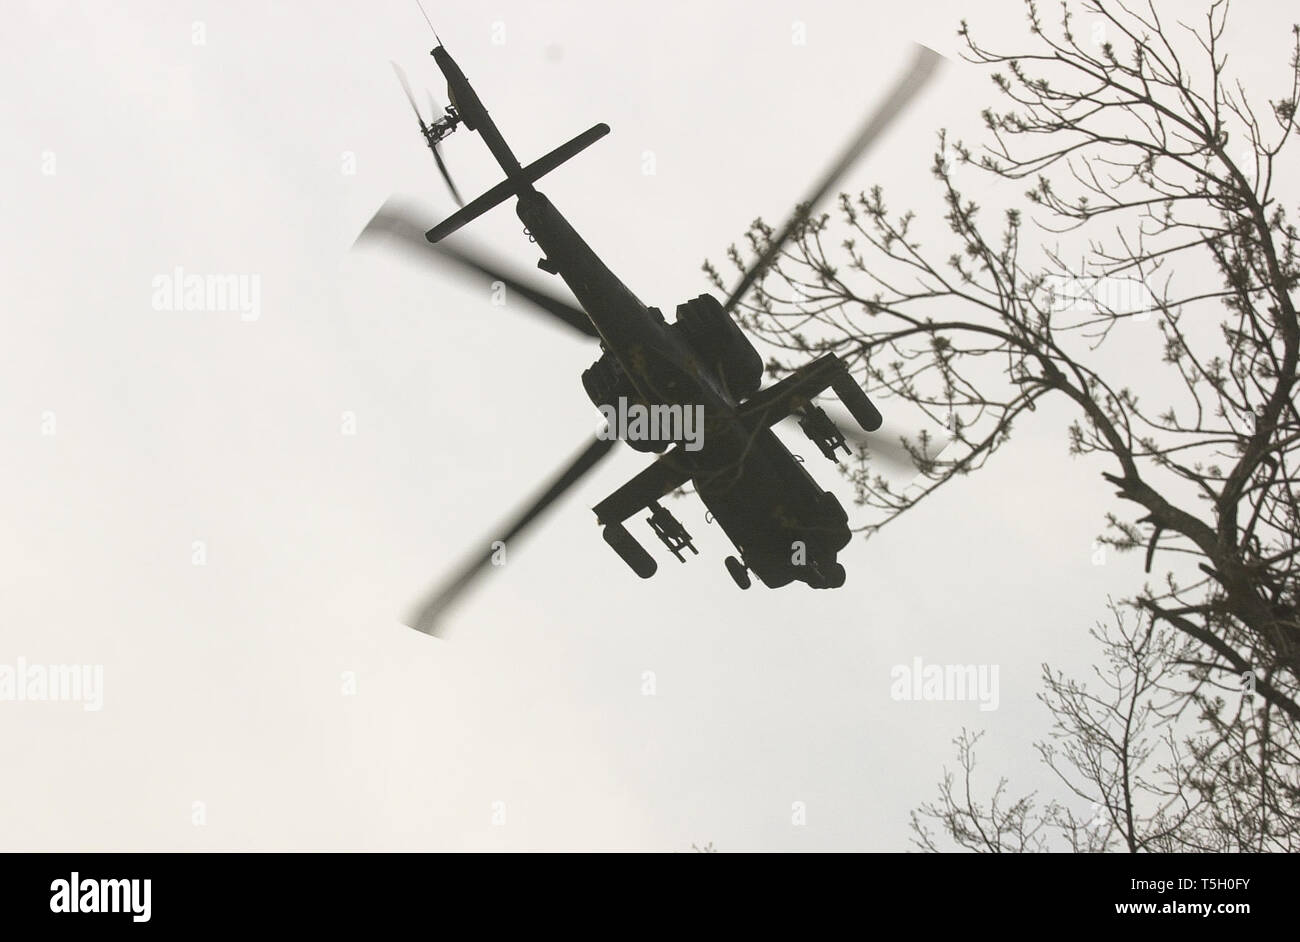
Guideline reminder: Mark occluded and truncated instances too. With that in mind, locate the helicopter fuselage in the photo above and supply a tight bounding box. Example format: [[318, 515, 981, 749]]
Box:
[[518, 189, 852, 588], [429, 44, 863, 590]]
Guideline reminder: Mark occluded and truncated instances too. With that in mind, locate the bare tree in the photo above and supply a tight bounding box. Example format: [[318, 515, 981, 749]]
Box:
[[910, 728, 1066, 852], [709, 0, 1299, 849], [912, 602, 1299, 851]]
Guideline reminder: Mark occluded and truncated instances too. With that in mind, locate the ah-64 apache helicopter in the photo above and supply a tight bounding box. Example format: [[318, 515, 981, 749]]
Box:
[[357, 39, 943, 634]]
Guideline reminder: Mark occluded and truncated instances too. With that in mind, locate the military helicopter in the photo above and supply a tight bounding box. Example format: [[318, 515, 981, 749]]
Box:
[[357, 40, 944, 634]]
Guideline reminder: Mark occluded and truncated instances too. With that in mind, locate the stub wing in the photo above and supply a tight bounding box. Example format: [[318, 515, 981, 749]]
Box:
[[593, 446, 694, 527], [738, 353, 882, 434]]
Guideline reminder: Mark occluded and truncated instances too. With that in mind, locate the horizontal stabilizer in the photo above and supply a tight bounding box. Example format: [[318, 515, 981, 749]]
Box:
[[426, 123, 611, 242]]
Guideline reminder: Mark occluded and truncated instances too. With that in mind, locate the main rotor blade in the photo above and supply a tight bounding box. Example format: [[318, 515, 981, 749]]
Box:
[[722, 45, 943, 316], [354, 201, 599, 339], [390, 61, 428, 130], [406, 435, 618, 635], [432, 144, 465, 207]]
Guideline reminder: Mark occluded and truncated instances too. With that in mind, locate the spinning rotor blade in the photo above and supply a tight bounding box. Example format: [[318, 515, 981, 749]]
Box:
[[354, 201, 598, 339], [390, 61, 428, 130], [424, 90, 465, 207], [432, 144, 465, 207], [392, 62, 466, 207], [722, 45, 943, 316], [406, 435, 618, 635]]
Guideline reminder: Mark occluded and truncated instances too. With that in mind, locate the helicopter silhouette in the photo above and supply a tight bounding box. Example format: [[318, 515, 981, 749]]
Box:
[[357, 41, 944, 634]]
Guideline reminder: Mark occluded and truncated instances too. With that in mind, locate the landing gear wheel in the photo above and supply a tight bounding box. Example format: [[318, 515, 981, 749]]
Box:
[[724, 555, 751, 590]]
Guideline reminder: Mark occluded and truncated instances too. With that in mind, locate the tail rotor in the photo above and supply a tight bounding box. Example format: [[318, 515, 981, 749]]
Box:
[[391, 61, 465, 207]]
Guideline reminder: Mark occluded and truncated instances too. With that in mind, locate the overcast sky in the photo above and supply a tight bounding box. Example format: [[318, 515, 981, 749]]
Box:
[[2, 0, 1294, 850]]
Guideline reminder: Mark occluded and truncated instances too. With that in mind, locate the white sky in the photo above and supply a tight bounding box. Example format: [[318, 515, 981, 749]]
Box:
[[2, 0, 1294, 850]]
